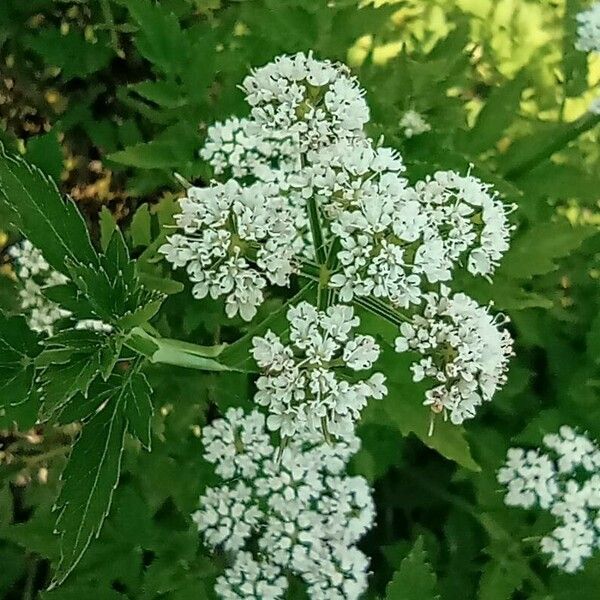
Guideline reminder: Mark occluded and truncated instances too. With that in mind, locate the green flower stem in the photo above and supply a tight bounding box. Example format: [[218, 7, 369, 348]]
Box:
[[307, 195, 327, 265], [505, 111, 600, 180], [127, 327, 235, 372], [354, 295, 412, 326]]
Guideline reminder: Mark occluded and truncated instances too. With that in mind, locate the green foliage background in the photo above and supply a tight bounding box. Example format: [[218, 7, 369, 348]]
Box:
[[0, 0, 600, 598]]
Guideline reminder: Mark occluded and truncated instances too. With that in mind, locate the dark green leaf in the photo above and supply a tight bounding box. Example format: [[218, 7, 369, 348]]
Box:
[[386, 537, 440, 600], [123, 372, 153, 449], [462, 72, 527, 155], [99, 207, 117, 253], [26, 132, 63, 182], [0, 144, 98, 275], [0, 313, 41, 428], [498, 221, 596, 280], [563, 0, 588, 97], [51, 394, 127, 587], [119, 0, 188, 75], [130, 203, 152, 247], [38, 330, 118, 420]]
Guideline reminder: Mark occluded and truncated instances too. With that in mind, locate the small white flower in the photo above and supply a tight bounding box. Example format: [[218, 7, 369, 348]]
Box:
[[75, 319, 114, 334], [160, 180, 305, 322], [498, 427, 600, 573], [241, 52, 369, 152], [394, 286, 513, 424], [9, 241, 72, 336], [399, 110, 431, 138], [8, 240, 49, 278], [576, 2, 600, 53], [195, 409, 374, 600], [251, 302, 386, 441]]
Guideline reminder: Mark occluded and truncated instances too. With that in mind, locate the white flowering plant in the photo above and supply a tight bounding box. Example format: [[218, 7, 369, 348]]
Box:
[[1, 2, 600, 600]]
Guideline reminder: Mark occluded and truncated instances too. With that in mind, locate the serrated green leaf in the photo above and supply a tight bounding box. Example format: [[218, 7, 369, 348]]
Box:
[[66, 224, 163, 327], [368, 346, 480, 471], [385, 537, 440, 600], [51, 394, 127, 587], [100, 337, 124, 381], [0, 313, 41, 428], [128, 80, 188, 109], [25, 29, 113, 80], [107, 122, 199, 170], [138, 271, 184, 294], [498, 221, 596, 280], [130, 203, 152, 247], [38, 330, 118, 420], [117, 299, 162, 331], [123, 372, 153, 449], [478, 558, 526, 600], [119, 0, 188, 75], [0, 144, 98, 276], [463, 72, 527, 155], [99, 206, 117, 253]]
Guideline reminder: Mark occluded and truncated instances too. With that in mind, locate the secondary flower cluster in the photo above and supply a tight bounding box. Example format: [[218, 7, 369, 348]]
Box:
[[576, 2, 600, 53], [193, 408, 375, 600], [8, 240, 113, 336], [160, 180, 305, 321], [251, 301, 386, 441], [498, 426, 600, 573], [395, 286, 514, 425], [399, 110, 431, 138], [241, 51, 370, 152], [8, 240, 70, 335]]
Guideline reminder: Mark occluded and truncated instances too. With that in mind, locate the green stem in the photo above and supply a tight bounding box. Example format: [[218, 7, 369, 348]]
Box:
[[127, 327, 236, 372], [307, 195, 326, 265], [505, 111, 600, 180], [99, 0, 122, 58], [354, 295, 412, 326], [22, 555, 37, 600]]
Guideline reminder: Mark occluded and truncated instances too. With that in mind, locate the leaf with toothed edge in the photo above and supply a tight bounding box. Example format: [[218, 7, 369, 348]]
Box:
[[37, 330, 119, 421], [386, 537, 440, 600], [0, 312, 42, 428], [50, 390, 127, 588], [0, 143, 98, 276], [66, 223, 164, 327]]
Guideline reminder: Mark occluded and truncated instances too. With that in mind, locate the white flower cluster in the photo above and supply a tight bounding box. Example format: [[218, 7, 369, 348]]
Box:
[[8, 240, 114, 336], [200, 116, 300, 180], [160, 180, 306, 321], [298, 150, 514, 305], [576, 2, 600, 53], [251, 301, 386, 441], [193, 408, 375, 600], [395, 286, 513, 425], [399, 110, 431, 138], [241, 51, 369, 152], [498, 426, 600, 573], [163, 53, 514, 324], [8, 240, 70, 335]]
